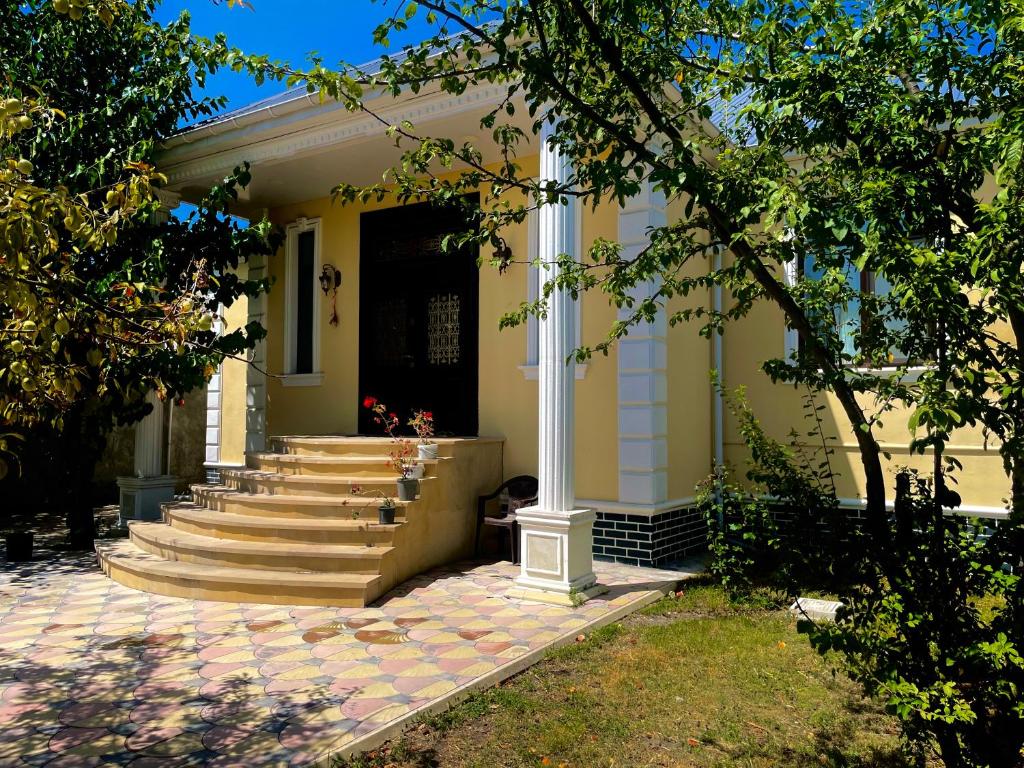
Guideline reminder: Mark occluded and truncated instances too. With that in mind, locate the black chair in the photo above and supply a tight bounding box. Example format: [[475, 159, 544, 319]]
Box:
[[474, 475, 538, 564]]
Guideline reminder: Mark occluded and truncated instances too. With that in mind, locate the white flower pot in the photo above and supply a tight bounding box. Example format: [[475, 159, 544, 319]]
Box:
[[418, 442, 439, 460], [409, 463, 425, 480]]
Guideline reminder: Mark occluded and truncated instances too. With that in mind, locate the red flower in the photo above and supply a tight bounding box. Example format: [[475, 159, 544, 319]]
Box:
[[362, 396, 377, 408], [424, 412, 433, 420], [388, 412, 397, 421]]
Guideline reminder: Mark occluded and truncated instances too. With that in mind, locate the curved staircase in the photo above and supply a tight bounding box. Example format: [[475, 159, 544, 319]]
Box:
[[96, 436, 503, 607]]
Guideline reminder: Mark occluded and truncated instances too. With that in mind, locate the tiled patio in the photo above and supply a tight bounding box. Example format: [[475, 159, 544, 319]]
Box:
[[0, 551, 696, 766]]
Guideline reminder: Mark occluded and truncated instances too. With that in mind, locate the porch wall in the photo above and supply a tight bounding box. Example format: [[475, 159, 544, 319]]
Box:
[[221, 161, 622, 506]]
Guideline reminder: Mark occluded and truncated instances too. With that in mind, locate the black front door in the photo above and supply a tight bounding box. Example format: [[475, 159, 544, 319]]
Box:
[[358, 197, 480, 436]]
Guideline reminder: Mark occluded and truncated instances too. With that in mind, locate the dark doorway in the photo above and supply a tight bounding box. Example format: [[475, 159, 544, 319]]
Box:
[[358, 196, 480, 436]]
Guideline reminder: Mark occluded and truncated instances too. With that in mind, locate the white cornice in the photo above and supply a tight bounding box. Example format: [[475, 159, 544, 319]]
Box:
[[159, 82, 512, 188]]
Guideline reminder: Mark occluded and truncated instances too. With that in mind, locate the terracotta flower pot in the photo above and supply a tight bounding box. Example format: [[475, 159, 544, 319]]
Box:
[[378, 505, 397, 525], [5, 532, 33, 562], [417, 442, 439, 460], [396, 477, 419, 501]]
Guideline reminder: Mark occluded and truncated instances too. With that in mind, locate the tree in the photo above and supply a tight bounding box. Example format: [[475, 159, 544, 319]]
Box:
[[0, 0, 278, 548], [231, 1, 1024, 763]]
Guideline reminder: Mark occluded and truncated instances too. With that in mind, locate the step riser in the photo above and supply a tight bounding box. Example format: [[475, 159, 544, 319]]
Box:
[[271, 437, 449, 459], [166, 512, 395, 547], [246, 458, 428, 478], [221, 475, 422, 499], [191, 488, 409, 520], [130, 529, 386, 575], [98, 553, 377, 607]]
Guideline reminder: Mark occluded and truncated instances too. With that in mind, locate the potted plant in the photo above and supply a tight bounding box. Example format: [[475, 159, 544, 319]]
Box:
[[363, 396, 420, 502], [410, 409, 438, 459], [391, 439, 419, 501], [350, 485, 398, 525]]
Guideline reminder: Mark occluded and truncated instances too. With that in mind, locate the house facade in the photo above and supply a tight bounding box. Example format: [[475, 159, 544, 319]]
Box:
[[99, 78, 1011, 606]]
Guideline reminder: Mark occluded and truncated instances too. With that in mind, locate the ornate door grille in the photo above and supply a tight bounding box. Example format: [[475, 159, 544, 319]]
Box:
[[427, 293, 461, 365]]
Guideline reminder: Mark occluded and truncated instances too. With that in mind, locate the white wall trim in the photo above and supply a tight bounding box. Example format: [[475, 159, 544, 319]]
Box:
[[283, 217, 323, 377], [203, 310, 224, 468], [616, 180, 669, 506], [834, 496, 1010, 521], [579, 496, 698, 517], [245, 239, 269, 455], [162, 82, 510, 187], [280, 372, 325, 387]]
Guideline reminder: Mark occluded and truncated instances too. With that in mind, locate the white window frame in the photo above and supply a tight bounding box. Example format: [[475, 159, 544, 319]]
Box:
[[519, 203, 587, 380], [282, 217, 324, 385], [782, 253, 928, 381]]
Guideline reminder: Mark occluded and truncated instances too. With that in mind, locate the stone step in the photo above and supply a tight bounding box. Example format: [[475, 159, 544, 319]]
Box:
[[163, 502, 399, 546], [128, 521, 392, 574], [269, 435, 500, 457], [96, 539, 382, 607], [220, 468, 431, 499], [245, 452, 443, 477], [191, 485, 412, 519]]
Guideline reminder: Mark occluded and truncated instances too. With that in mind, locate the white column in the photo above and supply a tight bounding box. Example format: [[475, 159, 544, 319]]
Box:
[[512, 118, 604, 605], [118, 391, 176, 523], [616, 182, 669, 505], [133, 391, 166, 477]]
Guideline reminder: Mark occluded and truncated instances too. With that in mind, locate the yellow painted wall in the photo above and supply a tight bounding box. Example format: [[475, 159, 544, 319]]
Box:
[[721, 264, 1010, 510], [220, 269, 250, 466], [664, 199, 715, 500], [239, 160, 620, 502]]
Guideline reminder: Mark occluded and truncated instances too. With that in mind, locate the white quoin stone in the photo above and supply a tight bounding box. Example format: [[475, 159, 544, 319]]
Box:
[[513, 116, 603, 605]]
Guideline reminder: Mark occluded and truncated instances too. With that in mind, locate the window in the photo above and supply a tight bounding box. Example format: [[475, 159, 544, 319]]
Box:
[[785, 254, 910, 366], [284, 218, 322, 381]]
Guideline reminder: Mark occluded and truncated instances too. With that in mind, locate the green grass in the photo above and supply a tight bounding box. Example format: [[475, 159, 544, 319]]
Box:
[[333, 581, 925, 768]]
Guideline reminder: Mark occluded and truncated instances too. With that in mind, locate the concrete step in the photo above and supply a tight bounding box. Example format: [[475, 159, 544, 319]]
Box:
[[96, 539, 383, 607], [163, 502, 399, 546], [245, 451, 443, 477], [128, 521, 392, 574], [191, 485, 412, 519], [220, 468, 432, 499], [269, 435, 500, 457]]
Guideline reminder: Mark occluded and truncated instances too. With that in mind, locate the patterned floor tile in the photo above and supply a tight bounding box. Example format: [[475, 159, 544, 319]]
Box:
[[1, 553, 689, 765]]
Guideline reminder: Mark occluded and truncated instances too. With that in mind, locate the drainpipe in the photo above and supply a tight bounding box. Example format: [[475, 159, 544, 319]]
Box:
[[712, 247, 725, 476]]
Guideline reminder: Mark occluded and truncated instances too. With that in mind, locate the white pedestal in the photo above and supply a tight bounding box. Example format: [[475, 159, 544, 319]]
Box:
[[509, 507, 606, 606], [117, 475, 176, 524]]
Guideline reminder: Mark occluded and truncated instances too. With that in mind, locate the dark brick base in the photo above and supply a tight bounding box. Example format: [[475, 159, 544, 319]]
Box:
[[592, 507, 706, 567]]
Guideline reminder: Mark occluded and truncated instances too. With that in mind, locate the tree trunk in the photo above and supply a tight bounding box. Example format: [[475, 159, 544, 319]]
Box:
[[58, 408, 102, 551]]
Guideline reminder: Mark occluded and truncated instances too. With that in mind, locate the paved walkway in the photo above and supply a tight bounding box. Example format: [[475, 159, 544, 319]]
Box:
[[0, 552, 695, 766]]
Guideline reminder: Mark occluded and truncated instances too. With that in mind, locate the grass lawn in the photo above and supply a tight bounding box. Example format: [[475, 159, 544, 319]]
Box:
[[336, 578, 926, 768]]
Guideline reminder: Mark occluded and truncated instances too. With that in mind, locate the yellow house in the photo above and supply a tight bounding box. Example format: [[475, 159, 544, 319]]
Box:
[[97, 76, 1011, 607]]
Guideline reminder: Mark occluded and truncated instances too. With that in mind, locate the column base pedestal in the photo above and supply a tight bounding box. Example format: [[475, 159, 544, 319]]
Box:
[[506, 581, 608, 607], [117, 476, 177, 525], [511, 507, 605, 605]]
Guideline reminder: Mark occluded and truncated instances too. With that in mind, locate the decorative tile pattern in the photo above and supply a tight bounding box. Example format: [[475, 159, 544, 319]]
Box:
[[0, 554, 688, 766], [593, 508, 706, 567]]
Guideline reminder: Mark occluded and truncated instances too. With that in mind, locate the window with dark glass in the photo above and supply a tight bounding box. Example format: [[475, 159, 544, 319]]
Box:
[[799, 256, 910, 365], [294, 229, 315, 374]]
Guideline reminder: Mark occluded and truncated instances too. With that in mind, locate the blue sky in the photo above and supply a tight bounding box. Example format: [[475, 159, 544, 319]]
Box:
[[154, 1, 435, 113]]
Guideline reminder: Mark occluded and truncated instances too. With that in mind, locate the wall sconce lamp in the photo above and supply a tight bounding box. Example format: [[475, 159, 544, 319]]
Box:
[[319, 264, 341, 326], [494, 238, 513, 274]]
